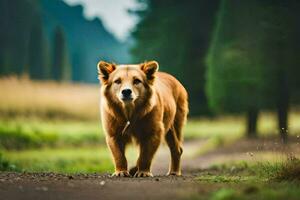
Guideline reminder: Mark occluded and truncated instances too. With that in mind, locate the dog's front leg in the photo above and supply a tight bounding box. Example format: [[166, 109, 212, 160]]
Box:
[[106, 136, 130, 177], [134, 134, 161, 177]]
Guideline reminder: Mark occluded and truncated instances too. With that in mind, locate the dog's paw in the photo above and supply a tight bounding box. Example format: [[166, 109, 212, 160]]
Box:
[[167, 171, 181, 176], [111, 171, 130, 177], [134, 171, 153, 178]]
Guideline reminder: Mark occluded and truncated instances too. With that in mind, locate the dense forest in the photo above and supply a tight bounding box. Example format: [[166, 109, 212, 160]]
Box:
[[205, 0, 300, 139], [131, 0, 300, 139], [0, 0, 130, 82]]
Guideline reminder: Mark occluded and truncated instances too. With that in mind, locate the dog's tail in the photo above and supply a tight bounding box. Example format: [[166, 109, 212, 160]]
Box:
[[129, 166, 138, 176]]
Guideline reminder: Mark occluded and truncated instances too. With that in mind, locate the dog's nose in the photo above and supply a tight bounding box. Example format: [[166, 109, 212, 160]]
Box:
[[121, 89, 132, 97]]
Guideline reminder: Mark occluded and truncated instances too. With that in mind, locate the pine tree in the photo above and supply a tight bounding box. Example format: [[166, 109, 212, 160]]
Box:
[[206, 0, 268, 137], [28, 17, 49, 79], [0, 0, 40, 76], [52, 26, 71, 81]]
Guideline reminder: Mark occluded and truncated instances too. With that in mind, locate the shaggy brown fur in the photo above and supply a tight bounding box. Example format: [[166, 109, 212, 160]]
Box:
[[97, 61, 188, 177]]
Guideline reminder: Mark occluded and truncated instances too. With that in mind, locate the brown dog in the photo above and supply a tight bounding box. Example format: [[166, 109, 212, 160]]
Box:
[[97, 60, 188, 177]]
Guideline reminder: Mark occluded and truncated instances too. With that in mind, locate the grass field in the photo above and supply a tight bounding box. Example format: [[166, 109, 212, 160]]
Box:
[[1, 77, 300, 174], [1, 114, 300, 173], [0, 77, 99, 120], [0, 118, 103, 150], [2, 112, 300, 150]]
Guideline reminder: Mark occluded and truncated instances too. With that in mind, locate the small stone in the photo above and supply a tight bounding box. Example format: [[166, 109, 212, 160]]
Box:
[[155, 178, 160, 181], [100, 180, 105, 186], [68, 175, 74, 180]]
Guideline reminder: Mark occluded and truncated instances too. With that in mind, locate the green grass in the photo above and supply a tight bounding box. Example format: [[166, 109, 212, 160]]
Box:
[[2, 112, 300, 150], [189, 158, 300, 200], [2, 147, 113, 173], [0, 118, 104, 150], [0, 117, 244, 150], [202, 157, 300, 181], [1, 145, 140, 173], [0, 118, 243, 150], [206, 184, 300, 200], [0, 152, 19, 171], [184, 118, 244, 139]]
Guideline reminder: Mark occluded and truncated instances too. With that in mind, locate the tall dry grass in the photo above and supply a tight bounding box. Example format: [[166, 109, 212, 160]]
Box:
[[0, 77, 100, 120], [0, 76, 299, 135]]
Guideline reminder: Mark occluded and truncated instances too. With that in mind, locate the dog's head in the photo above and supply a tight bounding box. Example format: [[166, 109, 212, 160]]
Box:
[[97, 61, 159, 107]]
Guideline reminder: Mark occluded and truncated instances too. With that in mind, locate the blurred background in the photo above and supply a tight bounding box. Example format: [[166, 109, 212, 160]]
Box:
[[0, 0, 300, 174]]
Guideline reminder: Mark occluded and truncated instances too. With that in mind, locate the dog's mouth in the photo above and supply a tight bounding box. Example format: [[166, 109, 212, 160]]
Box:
[[121, 96, 134, 102]]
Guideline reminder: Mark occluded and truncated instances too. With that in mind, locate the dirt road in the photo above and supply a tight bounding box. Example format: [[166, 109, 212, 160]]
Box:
[[0, 173, 207, 200], [1, 137, 298, 200]]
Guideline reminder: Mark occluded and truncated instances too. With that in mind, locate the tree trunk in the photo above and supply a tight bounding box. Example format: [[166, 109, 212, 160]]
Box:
[[246, 108, 258, 138], [277, 71, 289, 144]]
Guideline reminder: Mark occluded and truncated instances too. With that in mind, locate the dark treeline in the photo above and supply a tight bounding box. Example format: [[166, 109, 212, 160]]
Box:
[[206, 0, 300, 140], [133, 0, 300, 140], [131, 0, 220, 116], [0, 0, 130, 82]]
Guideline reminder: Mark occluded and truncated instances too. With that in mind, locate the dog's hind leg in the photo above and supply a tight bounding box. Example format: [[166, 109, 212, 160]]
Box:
[[165, 127, 183, 176], [165, 101, 187, 176]]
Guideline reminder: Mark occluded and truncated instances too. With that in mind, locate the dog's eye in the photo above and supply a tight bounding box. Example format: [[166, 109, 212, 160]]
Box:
[[114, 79, 121, 84], [133, 79, 142, 85]]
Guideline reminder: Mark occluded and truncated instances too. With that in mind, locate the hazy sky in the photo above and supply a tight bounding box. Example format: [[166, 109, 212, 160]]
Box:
[[63, 0, 141, 41]]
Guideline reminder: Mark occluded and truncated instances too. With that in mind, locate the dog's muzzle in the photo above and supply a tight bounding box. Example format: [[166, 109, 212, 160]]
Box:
[[121, 89, 133, 101]]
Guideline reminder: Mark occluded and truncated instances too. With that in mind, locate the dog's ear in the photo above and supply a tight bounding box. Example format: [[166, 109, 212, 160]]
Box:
[[97, 61, 116, 84], [140, 61, 159, 82]]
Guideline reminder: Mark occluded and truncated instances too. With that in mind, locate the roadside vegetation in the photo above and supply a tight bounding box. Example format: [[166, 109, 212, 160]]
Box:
[[190, 157, 300, 200]]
